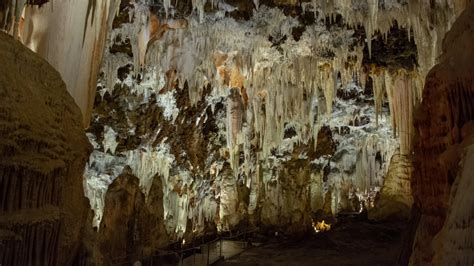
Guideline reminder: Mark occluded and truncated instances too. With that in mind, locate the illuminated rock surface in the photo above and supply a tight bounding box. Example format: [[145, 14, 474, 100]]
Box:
[[0, 0, 472, 265], [81, 2, 468, 262], [2, 0, 120, 126], [0, 31, 91, 265]]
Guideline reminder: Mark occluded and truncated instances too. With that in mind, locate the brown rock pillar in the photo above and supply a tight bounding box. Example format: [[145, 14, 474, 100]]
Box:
[[0, 32, 91, 265]]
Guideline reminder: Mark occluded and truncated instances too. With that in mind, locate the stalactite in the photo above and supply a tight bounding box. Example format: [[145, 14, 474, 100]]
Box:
[[19, 0, 120, 126], [83, 0, 470, 246], [389, 70, 422, 155], [126, 144, 173, 198], [383, 70, 396, 136], [0, 0, 22, 37], [370, 68, 384, 127], [133, 3, 151, 71], [365, 0, 378, 58], [226, 88, 244, 172], [355, 134, 395, 192], [321, 63, 335, 116]]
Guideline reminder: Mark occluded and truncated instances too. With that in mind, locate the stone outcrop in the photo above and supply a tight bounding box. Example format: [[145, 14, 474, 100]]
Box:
[[0, 32, 91, 265], [94, 169, 145, 264], [432, 143, 474, 265], [89, 167, 169, 264], [369, 151, 413, 221], [408, 2, 474, 264]]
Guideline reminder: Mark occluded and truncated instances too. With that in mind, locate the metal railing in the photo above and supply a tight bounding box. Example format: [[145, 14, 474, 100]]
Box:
[[111, 229, 257, 266]]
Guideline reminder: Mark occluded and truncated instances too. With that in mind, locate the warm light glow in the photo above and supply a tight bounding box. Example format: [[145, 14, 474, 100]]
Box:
[[312, 220, 331, 233]]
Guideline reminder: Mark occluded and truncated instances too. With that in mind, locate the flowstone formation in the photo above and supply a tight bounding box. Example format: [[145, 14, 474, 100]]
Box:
[[408, 2, 474, 264], [2, 0, 121, 126], [0, 32, 91, 265], [83, 0, 468, 260]]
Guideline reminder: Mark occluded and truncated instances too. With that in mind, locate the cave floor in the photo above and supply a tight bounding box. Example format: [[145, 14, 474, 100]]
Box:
[[216, 220, 406, 266]]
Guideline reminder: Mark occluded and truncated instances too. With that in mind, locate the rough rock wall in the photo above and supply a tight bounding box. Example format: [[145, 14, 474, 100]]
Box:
[[0, 32, 91, 265], [409, 2, 474, 264], [432, 143, 474, 265]]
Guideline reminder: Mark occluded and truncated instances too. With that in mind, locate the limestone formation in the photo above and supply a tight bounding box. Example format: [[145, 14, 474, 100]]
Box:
[[0, 1, 472, 265], [89, 167, 169, 264], [3, 0, 121, 126], [369, 151, 413, 221], [0, 32, 91, 265], [84, 1, 421, 255], [409, 2, 474, 264]]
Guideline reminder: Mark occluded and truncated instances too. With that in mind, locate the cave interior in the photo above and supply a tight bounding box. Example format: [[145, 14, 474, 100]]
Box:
[[0, 0, 473, 265]]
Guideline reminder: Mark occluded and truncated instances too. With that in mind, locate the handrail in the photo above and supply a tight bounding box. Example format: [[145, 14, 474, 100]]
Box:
[[111, 228, 258, 265]]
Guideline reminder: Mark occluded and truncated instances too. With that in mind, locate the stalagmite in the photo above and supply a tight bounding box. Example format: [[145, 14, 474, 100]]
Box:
[[368, 150, 413, 220]]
